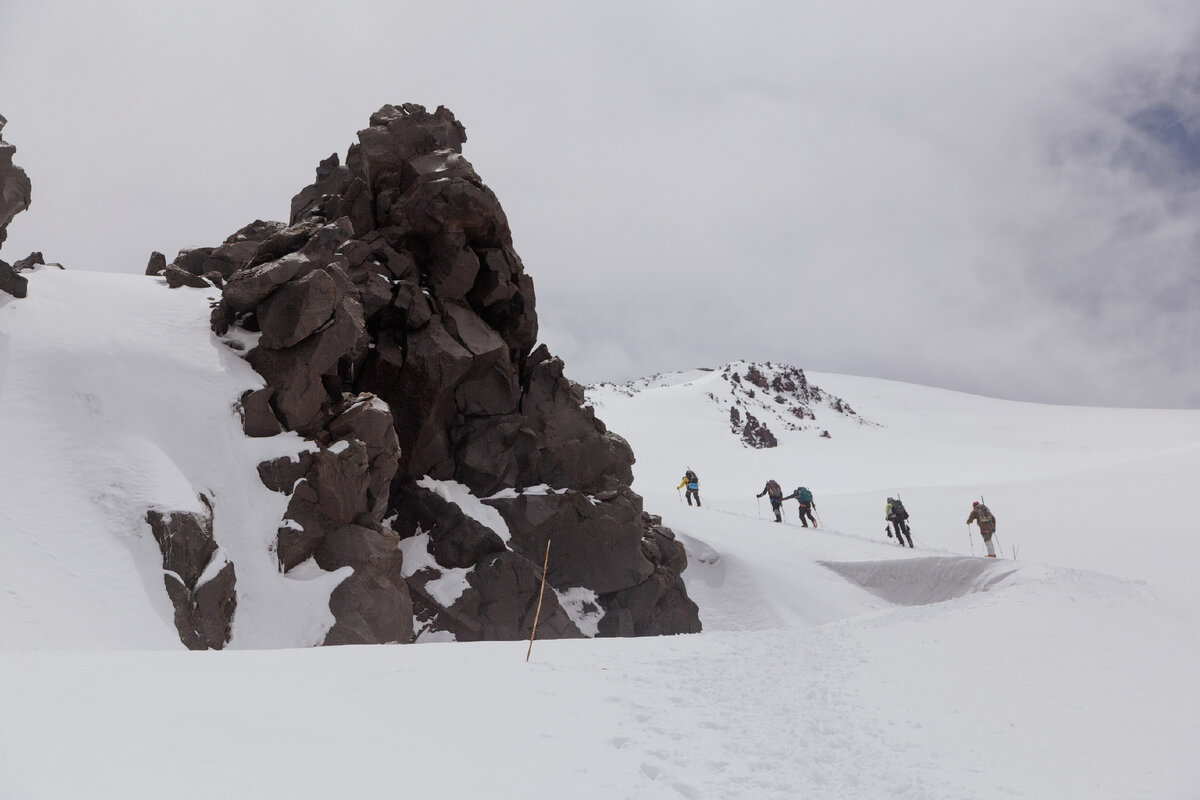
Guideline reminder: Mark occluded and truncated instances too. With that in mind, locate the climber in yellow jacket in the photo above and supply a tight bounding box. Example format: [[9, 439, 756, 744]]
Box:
[[677, 468, 700, 507]]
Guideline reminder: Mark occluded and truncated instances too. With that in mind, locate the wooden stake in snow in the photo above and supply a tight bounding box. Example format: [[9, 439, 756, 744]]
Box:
[[526, 539, 551, 663]]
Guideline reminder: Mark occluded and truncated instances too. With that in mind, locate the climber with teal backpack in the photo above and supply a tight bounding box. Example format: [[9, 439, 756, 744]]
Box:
[[783, 485, 817, 527], [677, 468, 701, 507]]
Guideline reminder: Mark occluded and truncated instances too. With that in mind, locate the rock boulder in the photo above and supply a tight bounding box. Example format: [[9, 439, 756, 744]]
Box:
[[200, 104, 700, 643]]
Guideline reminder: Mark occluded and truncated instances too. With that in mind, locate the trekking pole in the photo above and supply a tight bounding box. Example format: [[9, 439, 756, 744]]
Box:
[[967, 525, 974, 556], [677, 488, 683, 506], [993, 532, 1004, 559], [526, 539, 552, 663], [756, 497, 761, 518]]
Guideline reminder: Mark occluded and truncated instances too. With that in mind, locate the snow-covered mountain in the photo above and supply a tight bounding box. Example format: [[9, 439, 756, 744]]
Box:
[[2, 283, 1197, 797], [591, 361, 870, 448]]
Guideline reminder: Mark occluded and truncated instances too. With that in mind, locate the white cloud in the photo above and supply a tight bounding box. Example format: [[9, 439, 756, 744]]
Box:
[[3, 0, 1199, 406]]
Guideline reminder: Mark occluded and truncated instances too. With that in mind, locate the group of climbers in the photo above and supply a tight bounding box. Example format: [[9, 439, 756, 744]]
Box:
[[886, 496, 998, 555], [676, 468, 1000, 557]]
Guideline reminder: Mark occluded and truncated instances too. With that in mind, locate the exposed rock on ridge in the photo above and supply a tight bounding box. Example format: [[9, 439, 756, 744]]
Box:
[[179, 104, 698, 643], [0, 114, 34, 298]]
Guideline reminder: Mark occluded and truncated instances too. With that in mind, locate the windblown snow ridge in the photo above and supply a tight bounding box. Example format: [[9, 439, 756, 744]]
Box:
[[819, 556, 1019, 606]]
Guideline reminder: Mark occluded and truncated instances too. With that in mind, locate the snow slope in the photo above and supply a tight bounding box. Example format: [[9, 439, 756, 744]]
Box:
[[588, 363, 1200, 595], [0, 269, 345, 649], [1, 273, 1197, 798]]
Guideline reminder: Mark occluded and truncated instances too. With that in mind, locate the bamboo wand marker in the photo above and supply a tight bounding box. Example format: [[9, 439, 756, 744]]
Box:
[[526, 539, 551, 662]]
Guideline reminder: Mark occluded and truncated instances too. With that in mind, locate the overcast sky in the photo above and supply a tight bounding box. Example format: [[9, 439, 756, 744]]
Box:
[[3, 1, 1199, 407]]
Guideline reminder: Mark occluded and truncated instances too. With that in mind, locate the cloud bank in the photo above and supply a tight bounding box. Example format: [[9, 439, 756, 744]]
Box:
[[2, 0, 1198, 406]]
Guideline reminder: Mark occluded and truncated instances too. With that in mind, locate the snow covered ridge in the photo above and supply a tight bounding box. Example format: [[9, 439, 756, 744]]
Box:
[[589, 360, 869, 448]]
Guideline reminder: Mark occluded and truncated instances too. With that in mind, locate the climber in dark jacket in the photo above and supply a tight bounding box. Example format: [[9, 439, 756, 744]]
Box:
[[886, 497, 913, 547], [783, 486, 817, 527], [757, 480, 784, 522]]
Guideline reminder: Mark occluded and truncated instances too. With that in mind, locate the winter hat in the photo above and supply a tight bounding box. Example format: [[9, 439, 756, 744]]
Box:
[[972, 501, 979, 507]]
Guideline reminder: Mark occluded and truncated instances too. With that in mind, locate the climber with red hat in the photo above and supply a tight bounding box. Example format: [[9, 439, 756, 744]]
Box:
[[966, 500, 998, 557]]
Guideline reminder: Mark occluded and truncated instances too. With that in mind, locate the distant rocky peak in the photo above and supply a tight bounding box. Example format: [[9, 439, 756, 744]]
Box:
[[719, 361, 868, 447], [593, 361, 870, 449]]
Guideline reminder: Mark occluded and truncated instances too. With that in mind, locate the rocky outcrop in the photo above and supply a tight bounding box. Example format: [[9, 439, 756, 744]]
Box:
[[0, 259, 25, 298], [145, 496, 237, 650], [258, 395, 413, 645], [0, 114, 34, 298], [0, 114, 31, 254], [191, 104, 699, 643]]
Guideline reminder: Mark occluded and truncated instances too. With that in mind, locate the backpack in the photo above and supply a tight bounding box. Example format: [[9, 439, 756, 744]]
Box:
[[976, 503, 994, 523], [797, 487, 813, 503], [685, 470, 698, 485], [766, 480, 781, 499], [891, 498, 907, 518]]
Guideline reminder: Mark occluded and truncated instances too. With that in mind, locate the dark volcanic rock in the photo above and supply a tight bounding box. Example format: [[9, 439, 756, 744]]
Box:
[[223, 252, 314, 312], [0, 114, 32, 253], [145, 497, 237, 650], [274, 395, 400, 577], [390, 483, 505, 570], [407, 548, 580, 643], [246, 283, 368, 433], [485, 488, 653, 594], [598, 568, 701, 638], [147, 504, 218, 587], [257, 268, 338, 348], [0, 259, 26, 298], [257, 451, 313, 494], [240, 387, 285, 438], [366, 315, 473, 480], [164, 264, 210, 289], [740, 411, 778, 449], [521, 351, 635, 493], [327, 395, 400, 522], [145, 251, 167, 276], [316, 523, 412, 645], [202, 103, 700, 643]]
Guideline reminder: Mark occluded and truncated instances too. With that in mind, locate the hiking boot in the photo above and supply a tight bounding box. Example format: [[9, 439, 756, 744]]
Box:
[[986, 553, 997, 558]]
